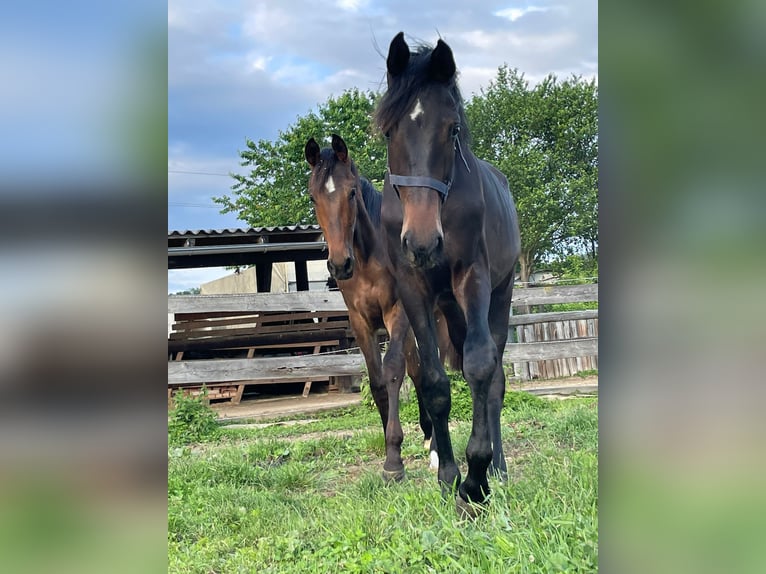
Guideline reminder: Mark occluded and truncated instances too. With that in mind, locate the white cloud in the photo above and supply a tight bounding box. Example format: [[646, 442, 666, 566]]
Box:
[[248, 54, 271, 72], [456, 66, 501, 98], [494, 6, 550, 22], [337, 0, 369, 10]]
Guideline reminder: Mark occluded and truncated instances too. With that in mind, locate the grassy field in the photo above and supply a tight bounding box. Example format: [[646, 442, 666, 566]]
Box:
[[168, 388, 598, 573]]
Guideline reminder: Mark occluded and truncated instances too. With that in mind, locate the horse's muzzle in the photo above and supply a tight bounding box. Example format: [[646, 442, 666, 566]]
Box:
[[327, 256, 355, 280], [401, 231, 443, 269]]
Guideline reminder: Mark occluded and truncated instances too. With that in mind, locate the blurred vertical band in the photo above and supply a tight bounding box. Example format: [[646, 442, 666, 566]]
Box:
[[601, 1, 766, 572], [0, 2, 167, 573]]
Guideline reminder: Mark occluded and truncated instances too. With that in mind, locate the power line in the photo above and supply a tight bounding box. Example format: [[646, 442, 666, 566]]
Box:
[[168, 169, 233, 177], [169, 202, 222, 209]]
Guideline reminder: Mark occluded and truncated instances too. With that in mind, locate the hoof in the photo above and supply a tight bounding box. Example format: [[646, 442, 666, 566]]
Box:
[[381, 468, 405, 483], [455, 494, 484, 520]]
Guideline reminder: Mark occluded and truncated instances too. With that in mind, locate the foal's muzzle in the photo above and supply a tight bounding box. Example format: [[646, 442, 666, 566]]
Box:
[[327, 256, 355, 280]]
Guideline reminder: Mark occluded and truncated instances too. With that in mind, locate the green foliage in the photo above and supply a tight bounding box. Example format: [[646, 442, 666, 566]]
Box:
[[168, 390, 221, 446], [545, 253, 599, 283], [466, 67, 598, 282], [215, 88, 387, 227], [169, 287, 200, 296]]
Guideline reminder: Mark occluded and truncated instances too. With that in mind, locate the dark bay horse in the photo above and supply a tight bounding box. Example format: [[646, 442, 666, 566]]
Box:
[[305, 134, 457, 481], [375, 32, 521, 513]]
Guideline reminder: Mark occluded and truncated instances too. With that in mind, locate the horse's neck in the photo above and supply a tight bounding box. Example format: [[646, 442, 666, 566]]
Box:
[[352, 196, 379, 264]]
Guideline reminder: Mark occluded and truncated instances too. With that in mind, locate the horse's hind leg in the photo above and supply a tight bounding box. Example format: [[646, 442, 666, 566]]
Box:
[[487, 280, 514, 480], [405, 331, 439, 469], [349, 315, 388, 438]]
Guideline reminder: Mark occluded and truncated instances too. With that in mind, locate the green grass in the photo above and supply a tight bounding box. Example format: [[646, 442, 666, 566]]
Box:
[[168, 393, 598, 573]]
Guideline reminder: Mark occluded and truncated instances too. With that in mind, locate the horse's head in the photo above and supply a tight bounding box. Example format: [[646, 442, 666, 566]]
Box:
[[377, 32, 466, 269], [305, 134, 359, 280]]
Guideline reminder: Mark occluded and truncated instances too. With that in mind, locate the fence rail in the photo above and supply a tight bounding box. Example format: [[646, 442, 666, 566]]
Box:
[[509, 283, 598, 380], [167, 283, 598, 399]]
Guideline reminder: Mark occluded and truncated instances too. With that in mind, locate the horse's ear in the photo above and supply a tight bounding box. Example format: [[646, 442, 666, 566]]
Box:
[[429, 39, 456, 83], [331, 134, 348, 163], [305, 138, 321, 167], [386, 31, 409, 77]]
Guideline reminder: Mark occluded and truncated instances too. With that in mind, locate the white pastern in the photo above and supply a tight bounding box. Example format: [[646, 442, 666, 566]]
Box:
[[409, 98, 424, 121], [325, 176, 336, 194], [429, 449, 439, 470]]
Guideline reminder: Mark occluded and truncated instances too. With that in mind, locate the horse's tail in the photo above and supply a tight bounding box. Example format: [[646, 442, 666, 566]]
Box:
[[435, 309, 463, 372], [440, 339, 463, 372]]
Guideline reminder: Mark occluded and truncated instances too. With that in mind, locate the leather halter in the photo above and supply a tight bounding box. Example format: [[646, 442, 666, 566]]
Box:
[[387, 136, 470, 201]]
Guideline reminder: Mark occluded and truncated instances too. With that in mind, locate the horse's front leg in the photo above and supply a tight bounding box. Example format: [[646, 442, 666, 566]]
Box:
[[452, 262, 497, 509], [379, 302, 412, 482], [348, 314, 388, 439], [397, 284, 460, 497]]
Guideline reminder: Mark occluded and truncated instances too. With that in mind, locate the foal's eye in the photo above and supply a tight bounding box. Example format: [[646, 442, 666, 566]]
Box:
[[309, 195, 316, 204], [384, 131, 390, 140], [349, 187, 357, 199]]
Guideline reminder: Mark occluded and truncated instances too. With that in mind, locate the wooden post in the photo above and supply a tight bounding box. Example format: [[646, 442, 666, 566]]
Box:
[[255, 262, 273, 292], [295, 260, 309, 291]]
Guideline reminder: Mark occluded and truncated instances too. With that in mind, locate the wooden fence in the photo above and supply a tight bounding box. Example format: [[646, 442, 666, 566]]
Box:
[[508, 283, 598, 380], [167, 283, 597, 402]]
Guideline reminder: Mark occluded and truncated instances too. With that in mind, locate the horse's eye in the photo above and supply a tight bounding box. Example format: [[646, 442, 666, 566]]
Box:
[[350, 187, 357, 199], [451, 124, 461, 138], [384, 131, 390, 140], [309, 195, 316, 204]]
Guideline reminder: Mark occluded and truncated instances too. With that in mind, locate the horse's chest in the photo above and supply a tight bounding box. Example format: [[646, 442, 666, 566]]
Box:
[[342, 273, 391, 319]]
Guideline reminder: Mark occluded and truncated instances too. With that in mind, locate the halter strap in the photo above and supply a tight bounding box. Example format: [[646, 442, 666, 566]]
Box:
[[386, 138, 470, 201], [388, 174, 450, 197]]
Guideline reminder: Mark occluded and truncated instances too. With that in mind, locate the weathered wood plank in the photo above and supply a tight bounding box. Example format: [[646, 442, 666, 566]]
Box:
[[173, 310, 350, 332], [168, 354, 366, 385], [511, 284, 598, 306], [169, 320, 351, 341], [169, 284, 596, 314], [167, 331, 348, 353], [168, 291, 348, 314], [503, 338, 598, 362], [507, 309, 599, 327], [523, 384, 598, 396]]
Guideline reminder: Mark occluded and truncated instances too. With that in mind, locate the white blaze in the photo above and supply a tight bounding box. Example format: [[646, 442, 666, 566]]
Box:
[[325, 176, 336, 194], [409, 98, 424, 121]]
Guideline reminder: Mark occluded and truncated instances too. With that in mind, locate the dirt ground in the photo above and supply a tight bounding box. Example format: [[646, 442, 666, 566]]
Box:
[[212, 375, 597, 423]]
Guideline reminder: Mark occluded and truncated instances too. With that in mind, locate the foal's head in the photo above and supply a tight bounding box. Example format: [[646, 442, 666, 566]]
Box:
[[376, 32, 469, 269], [305, 134, 360, 280]]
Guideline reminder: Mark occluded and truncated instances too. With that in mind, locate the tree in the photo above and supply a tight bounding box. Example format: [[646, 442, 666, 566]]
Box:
[[170, 287, 201, 296], [215, 89, 387, 227], [465, 67, 598, 284]]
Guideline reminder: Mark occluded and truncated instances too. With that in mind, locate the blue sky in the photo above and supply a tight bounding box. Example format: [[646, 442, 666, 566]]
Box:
[[168, 0, 597, 291]]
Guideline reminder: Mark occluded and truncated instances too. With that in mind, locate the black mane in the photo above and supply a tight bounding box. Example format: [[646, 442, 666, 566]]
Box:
[[359, 176, 381, 227], [374, 42, 471, 145]]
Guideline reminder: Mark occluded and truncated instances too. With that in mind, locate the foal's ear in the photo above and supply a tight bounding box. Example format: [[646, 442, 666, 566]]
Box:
[[331, 134, 348, 163], [429, 39, 456, 83], [387, 31, 410, 77], [305, 138, 321, 167]]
